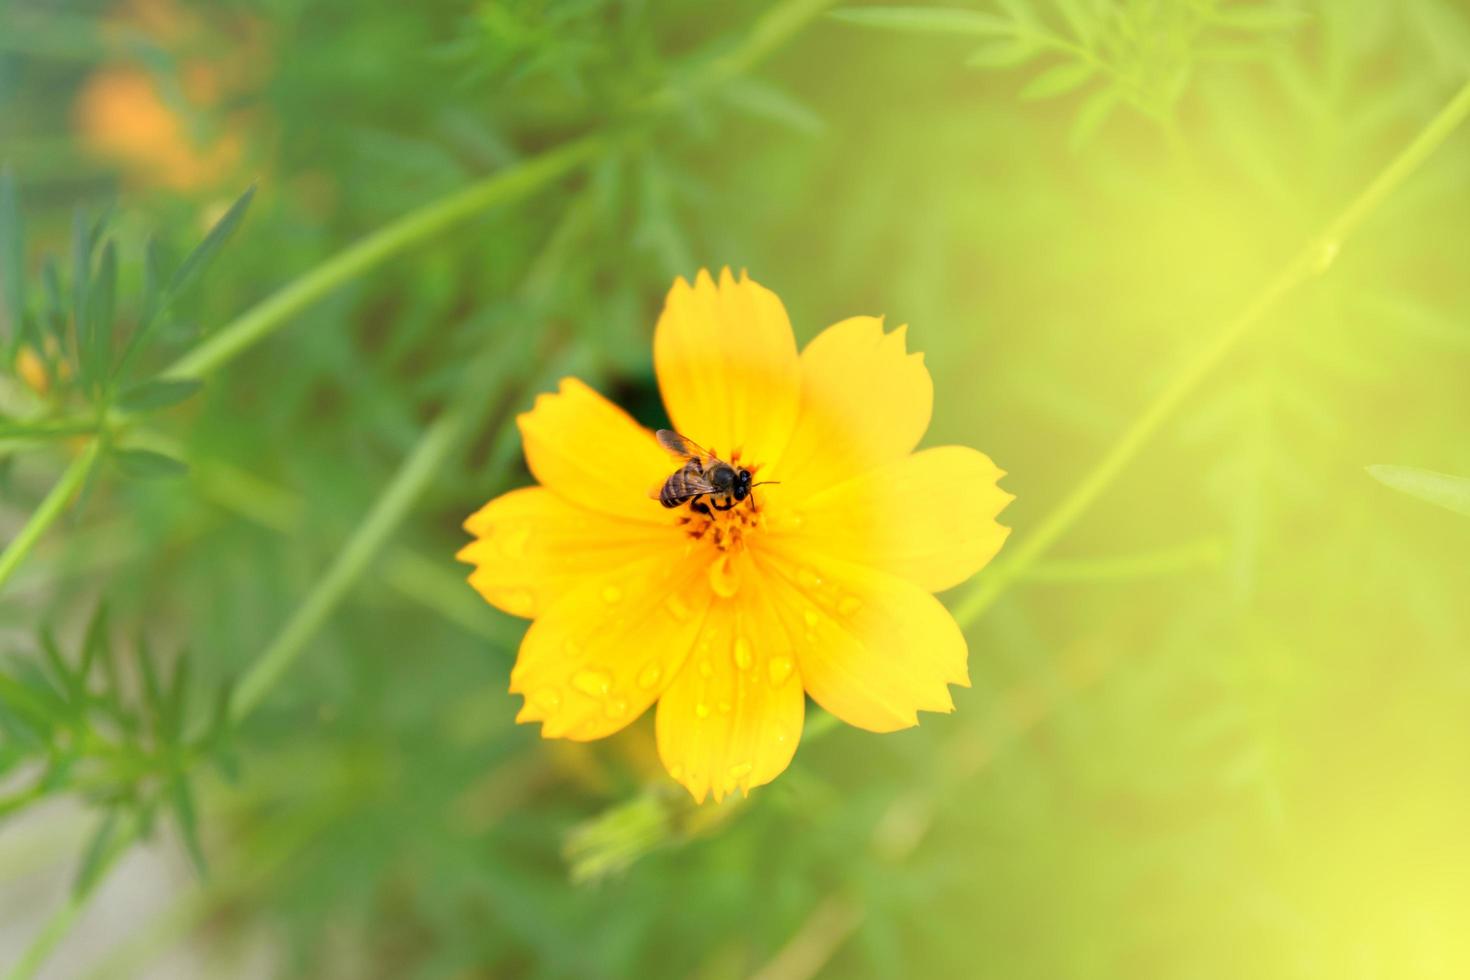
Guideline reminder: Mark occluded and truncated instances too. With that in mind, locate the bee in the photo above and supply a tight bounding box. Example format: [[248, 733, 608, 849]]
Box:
[[653, 429, 776, 516]]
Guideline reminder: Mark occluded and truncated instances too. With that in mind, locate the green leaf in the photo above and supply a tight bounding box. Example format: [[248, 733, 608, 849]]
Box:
[[136, 635, 165, 740], [0, 169, 23, 346], [115, 448, 190, 480], [74, 810, 120, 896], [1367, 465, 1470, 517], [80, 604, 109, 687], [1021, 60, 1097, 99], [1069, 87, 1119, 151], [168, 184, 255, 300], [70, 210, 93, 386], [164, 652, 190, 743], [720, 78, 825, 135], [86, 239, 117, 395], [38, 627, 80, 707], [831, 7, 1015, 36], [170, 777, 207, 876], [116, 378, 203, 413], [966, 38, 1041, 69]]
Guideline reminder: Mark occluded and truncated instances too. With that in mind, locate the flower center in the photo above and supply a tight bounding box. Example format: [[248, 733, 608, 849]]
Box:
[[672, 448, 768, 554]]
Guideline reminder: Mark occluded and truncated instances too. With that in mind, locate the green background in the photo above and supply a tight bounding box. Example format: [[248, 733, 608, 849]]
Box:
[[2, 0, 1470, 977]]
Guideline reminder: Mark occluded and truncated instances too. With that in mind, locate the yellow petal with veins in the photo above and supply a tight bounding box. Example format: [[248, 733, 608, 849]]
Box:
[[458, 487, 677, 618], [654, 268, 800, 466], [772, 316, 932, 500], [512, 549, 713, 742], [778, 446, 1013, 593], [517, 377, 673, 524], [656, 574, 805, 803], [755, 550, 968, 733]]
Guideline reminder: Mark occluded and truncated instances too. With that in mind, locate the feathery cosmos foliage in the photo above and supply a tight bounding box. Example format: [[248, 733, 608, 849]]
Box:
[[3, 0, 1470, 977]]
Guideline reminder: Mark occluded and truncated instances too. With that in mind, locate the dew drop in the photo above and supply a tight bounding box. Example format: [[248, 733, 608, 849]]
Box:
[[572, 668, 611, 697], [533, 688, 562, 710], [664, 593, 691, 620], [709, 553, 741, 598], [838, 595, 862, 616], [729, 761, 753, 781], [637, 663, 662, 689], [798, 567, 823, 589], [768, 656, 794, 687], [671, 763, 685, 780], [601, 585, 623, 604], [695, 702, 711, 719], [699, 659, 714, 678], [605, 698, 628, 719], [733, 637, 753, 671], [803, 609, 821, 628], [717, 700, 732, 715]]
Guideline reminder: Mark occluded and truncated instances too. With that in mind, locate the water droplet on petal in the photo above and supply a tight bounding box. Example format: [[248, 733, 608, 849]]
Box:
[[729, 761, 753, 781], [803, 609, 821, 628], [709, 553, 741, 598], [695, 702, 711, 719], [533, 688, 562, 710], [572, 668, 611, 697], [733, 637, 753, 671], [605, 698, 628, 719], [768, 656, 794, 687], [798, 567, 822, 589], [637, 663, 662, 689], [601, 585, 623, 604], [664, 594, 691, 620], [699, 659, 713, 678], [671, 764, 685, 780], [718, 700, 732, 715], [838, 595, 862, 616]]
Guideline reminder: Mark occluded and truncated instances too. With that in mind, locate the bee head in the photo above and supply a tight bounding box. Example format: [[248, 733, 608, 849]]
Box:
[[731, 467, 753, 501]]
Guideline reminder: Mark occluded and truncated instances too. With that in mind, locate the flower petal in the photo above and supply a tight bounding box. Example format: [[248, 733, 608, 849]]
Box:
[[756, 550, 968, 733], [771, 317, 933, 500], [458, 487, 675, 618], [518, 377, 673, 523], [510, 547, 713, 742], [653, 269, 800, 466], [778, 446, 1013, 593], [656, 571, 805, 804]]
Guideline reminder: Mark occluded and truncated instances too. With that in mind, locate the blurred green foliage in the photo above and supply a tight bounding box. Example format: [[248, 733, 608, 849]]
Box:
[[3, 0, 1470, 977]]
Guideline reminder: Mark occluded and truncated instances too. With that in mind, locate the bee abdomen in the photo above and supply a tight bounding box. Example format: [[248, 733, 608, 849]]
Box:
[[659, 461, 704, 508]]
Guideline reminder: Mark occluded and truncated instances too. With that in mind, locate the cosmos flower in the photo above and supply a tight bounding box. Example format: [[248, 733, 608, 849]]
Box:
[[459, 269, 1012, 802]]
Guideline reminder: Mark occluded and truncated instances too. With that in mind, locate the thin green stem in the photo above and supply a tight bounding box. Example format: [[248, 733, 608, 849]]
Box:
[[954, 78, 1470, 628], [227, 393, 479, 721], [3, 818, 138, 980], [161, 137, 602, 382], [0, 439, 102, 594]]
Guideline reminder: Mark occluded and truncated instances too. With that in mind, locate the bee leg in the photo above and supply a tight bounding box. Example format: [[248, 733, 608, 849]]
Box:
[[711, 496, 736, 512], [690, 499, 712, 518]]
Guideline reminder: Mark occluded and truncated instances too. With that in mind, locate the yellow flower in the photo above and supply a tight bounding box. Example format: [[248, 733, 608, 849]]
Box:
[[459, 269, 1013, 803]]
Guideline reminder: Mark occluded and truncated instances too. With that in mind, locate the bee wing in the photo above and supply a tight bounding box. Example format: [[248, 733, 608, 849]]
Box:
[[656, 429, 710, 461]]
